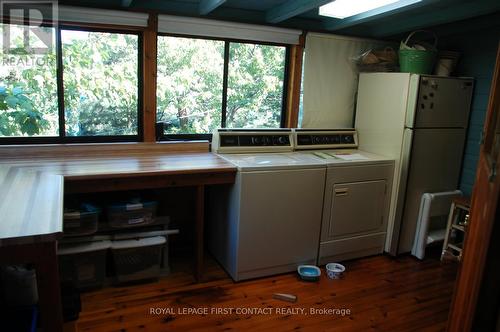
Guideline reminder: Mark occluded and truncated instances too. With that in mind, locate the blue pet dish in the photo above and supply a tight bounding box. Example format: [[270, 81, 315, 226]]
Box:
[[297, 265, 321, 281]]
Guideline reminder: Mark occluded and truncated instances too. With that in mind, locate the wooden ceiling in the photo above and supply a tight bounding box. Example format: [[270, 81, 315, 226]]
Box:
[[60, 0, 500, 39]]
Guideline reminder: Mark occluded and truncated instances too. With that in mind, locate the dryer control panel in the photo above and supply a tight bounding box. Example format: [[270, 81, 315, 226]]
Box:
[[293, 129, 358, 150]]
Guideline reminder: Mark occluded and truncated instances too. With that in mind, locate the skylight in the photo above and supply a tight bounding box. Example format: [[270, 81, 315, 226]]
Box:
[[319, 0, 403, 19]]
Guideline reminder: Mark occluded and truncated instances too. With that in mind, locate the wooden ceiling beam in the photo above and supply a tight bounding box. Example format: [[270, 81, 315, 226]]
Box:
[[199, 0, 227, 15], [372, 0, 500, 37], [266, 0, 332, 24], [121, 0, 134, 7]]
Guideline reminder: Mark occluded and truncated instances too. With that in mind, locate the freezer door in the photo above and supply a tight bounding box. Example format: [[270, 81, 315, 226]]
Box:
[[397, 128, 467, 253], [411, 77, 473, 129]]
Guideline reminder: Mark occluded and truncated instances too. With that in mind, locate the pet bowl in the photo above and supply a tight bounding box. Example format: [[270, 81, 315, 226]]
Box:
[[297, 265, 321, 281], [326, 263, 345, 279]]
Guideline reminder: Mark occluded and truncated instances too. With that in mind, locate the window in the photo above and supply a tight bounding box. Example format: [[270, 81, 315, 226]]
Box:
[[226, 43, 286, 128], [156, 36, 288, 136], [0, 24, 141, 142], [1, 19, 292, 143], [157, 36, 224, 134], [62, 30, 140, 137], [0, 24, 58, 137]]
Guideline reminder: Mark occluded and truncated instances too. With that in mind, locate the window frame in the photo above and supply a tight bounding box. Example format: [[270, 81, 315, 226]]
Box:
[[0, 21, 294, 145], [156, 33, 291, 141], [0, 24, 144, 144]]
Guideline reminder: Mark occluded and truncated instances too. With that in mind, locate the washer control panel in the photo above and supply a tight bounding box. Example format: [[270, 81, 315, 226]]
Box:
[[212, 129, 294, 153]]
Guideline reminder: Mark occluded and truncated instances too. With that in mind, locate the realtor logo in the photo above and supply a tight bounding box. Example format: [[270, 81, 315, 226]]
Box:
[[1, 0, 58, 55]]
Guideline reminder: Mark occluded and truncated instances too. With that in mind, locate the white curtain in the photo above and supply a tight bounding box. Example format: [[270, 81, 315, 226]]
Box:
[[158, 14, 302, 45], [301, 33, 391, 128]]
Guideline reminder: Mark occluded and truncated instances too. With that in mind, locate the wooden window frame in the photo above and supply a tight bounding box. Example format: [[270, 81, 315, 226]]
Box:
[[1, 13, 303, 145], [156, 33, 291, 141], [0, 22, 144, 145]]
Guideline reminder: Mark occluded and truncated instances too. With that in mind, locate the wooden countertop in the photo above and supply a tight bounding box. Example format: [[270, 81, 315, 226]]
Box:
[[0, 166, 64, 246], [0, 151, 236, 246], [4, 152, 236, 180]]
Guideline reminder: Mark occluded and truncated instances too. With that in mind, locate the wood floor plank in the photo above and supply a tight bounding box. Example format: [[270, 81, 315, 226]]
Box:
[[71, 254, 457, 332]]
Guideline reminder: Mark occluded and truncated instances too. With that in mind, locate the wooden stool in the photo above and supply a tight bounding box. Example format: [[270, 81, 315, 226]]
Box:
[[441, 196, 471, 261]]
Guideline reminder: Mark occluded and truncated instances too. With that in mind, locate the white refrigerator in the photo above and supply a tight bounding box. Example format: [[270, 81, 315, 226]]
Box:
[[355, 73, 474, 255]]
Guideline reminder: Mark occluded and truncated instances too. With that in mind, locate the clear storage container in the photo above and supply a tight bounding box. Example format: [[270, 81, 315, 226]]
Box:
[[110, 236, 165, 284], [107, 199, 157, 229], [63, 203, 100, 236], [58, 240, 111, 290]]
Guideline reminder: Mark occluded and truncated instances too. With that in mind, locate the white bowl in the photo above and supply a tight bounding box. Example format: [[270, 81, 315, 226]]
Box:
[[326, 263, 345, 279]]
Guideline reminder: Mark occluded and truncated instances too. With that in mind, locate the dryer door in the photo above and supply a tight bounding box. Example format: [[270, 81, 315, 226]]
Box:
[[327, 180, 386, 239]]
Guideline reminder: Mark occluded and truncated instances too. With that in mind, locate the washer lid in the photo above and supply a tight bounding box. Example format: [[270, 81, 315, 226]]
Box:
[[218, 152, 325, 171]]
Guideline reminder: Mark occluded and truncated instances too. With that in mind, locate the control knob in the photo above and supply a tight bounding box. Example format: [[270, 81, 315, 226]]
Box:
[[342, 135, 354, 144], [252, 136, 262, 145], [277, 136, 288, 145]]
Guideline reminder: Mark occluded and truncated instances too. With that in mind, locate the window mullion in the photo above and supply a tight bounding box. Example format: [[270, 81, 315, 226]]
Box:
[[221, 41, 230, 128], [281, 46, 291, 128], [56, 27, 66, 139]]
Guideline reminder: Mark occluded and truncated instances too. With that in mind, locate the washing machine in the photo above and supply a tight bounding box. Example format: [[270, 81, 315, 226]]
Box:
[[293, 129, 395, 264], [208, 129, 326, 281]]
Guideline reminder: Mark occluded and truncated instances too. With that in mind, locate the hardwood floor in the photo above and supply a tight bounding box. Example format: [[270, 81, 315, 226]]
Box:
[[69, 253, 457, 332]]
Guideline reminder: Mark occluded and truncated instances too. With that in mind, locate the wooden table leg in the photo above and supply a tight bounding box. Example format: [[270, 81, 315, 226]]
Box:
[[33, 241, 63, 332], [194, 185, 205, 282]]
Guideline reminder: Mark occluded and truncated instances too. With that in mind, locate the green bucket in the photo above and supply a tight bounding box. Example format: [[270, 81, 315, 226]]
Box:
[[399, 49, 437, 74], [399, 30, 438, 74]]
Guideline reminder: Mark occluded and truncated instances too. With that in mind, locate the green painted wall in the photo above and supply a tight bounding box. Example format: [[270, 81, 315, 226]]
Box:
[[440, 28, 499, 196]]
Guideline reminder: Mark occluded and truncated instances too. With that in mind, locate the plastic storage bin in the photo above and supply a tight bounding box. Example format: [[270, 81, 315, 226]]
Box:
[[107, 199, 157, 228], [110, 236, 166, 283], [63, 203, 100, 236], [0, 265, 38, 306], [58, 241, 111, 290]]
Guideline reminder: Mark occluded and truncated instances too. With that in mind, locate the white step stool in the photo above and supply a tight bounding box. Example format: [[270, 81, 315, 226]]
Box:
[[411, 190, 462, 259]]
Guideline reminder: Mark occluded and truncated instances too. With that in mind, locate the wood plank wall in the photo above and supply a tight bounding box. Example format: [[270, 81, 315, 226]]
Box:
[[441, 27, 500, 195]]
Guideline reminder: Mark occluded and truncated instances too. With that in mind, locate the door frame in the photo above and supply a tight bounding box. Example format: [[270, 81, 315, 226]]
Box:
[[447, 42, 500, 331]]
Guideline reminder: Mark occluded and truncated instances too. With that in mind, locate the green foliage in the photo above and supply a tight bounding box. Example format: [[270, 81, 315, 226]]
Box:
[[0, 24, 58, 137], [0, 27, 138, 138], [157, 37, 286, 134], [1, 25, 286, 138], [157, 37, 224, 134], [0, 83, 50, 136], [62, 31, 139, 136], [227, 43, 285, 128]]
